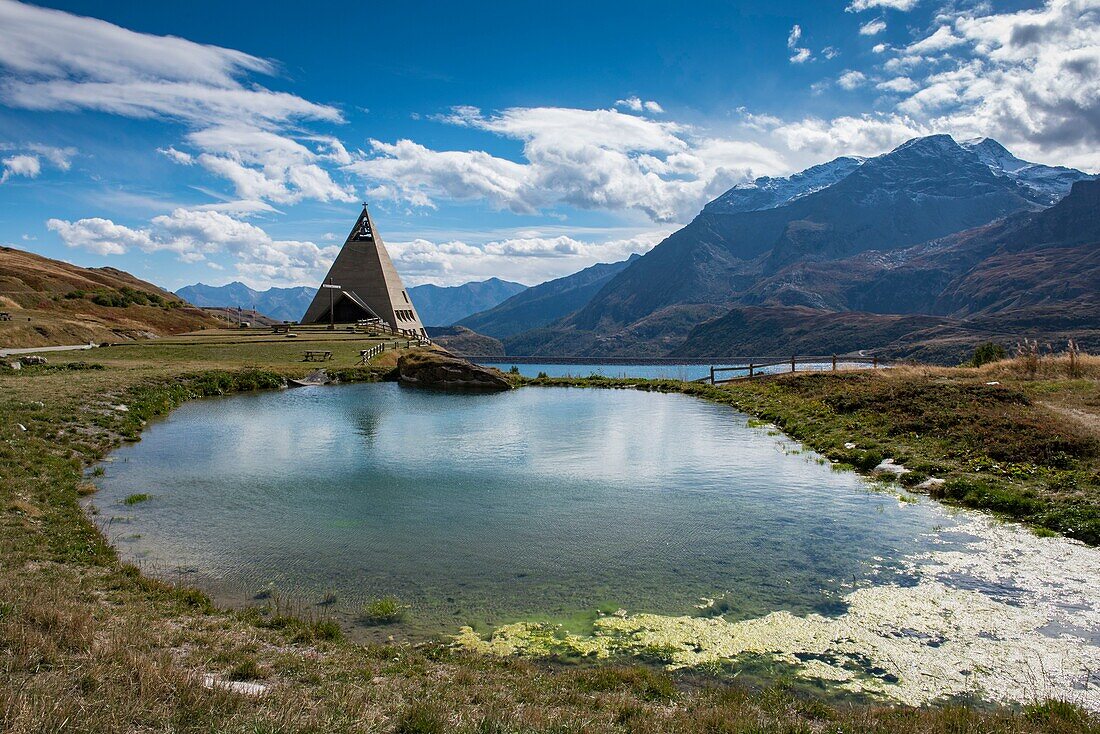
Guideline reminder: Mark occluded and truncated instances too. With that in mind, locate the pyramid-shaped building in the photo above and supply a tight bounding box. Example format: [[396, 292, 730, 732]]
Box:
[[301, 205, 425, 336]]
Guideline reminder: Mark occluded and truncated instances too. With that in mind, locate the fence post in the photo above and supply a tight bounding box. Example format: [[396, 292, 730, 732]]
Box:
[[709, 365, 715, 384], [749, 363, 754, 378], [832, 354, 837, 371], [872, 356, 878, 369], [791, 356, 796, 373]]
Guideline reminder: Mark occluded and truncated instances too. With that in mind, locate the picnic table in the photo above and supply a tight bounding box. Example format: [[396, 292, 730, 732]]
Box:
[[272, 324, 294, 334], [303, 350, 332, 362]]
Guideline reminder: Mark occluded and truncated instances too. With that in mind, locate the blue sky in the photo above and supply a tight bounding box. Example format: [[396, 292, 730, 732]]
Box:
[[0, 0, 1096, 289]]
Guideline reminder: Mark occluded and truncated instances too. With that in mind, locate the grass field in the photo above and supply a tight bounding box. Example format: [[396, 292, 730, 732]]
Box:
[[2, 330, 1098, 733]]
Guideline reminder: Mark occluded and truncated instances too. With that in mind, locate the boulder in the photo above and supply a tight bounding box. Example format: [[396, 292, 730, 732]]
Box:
[[397, 350, 512, 391], [20, 355, 47, 365]]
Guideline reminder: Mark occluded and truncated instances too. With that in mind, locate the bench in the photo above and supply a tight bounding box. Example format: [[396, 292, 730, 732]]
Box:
[[0, 312, 10, 321], [303, 350, 332, 362], [271, 324, 294, 334]]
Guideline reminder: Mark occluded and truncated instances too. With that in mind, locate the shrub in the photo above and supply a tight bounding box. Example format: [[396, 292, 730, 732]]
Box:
[[361, 596, 405, 625], [968, 342, 1005, 367], [122, 493, 150, 506]]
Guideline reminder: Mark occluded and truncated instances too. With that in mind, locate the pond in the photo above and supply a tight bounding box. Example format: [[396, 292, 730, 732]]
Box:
[[89, 381, 1100, 708]]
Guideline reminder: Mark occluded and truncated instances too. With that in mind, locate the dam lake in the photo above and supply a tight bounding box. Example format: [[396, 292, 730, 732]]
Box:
[[89, 381, 1100, 707]]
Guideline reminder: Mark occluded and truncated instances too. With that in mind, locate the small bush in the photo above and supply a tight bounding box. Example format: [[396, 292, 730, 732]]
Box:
[[508, 365, 520, 375], [968, 341, 1005, 367], [122, 493, 150, 506], [361, 596, 405, 625], [536, 371, 549, 379]]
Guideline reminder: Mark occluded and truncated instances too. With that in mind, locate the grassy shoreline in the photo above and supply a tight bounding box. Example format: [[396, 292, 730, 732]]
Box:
[[2, 336, 1099, 732]]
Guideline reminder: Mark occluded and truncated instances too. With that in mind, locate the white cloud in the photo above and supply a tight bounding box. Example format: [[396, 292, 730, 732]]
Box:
[[838, 70, 868, 90], [860, 19, 888, 35], [823, 46, 841, 59], [158, 146, 194, 165], [772, 113, 926, 158], [873, 43, 889, 53], [877, 76, 919, 93], [1, 153, 40, 182], [348, 106, 788, 223], [906, 25, 966, 55], [26, 144, 75, 169], [388, 229, 673, 287], [847, 0, 919, 11], [787, 24, 813, 64], [790, 48, 812, 64], [614, 97, 664, 115], [185, 126, 355, 204], [615, 96, 643, 112], [48, 208, 340, 285]]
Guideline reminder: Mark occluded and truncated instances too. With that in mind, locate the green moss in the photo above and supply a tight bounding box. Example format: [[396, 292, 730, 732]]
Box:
[[361, 595, 406, 625]]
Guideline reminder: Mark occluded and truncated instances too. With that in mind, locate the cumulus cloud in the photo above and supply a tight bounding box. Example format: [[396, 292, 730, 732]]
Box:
[[838, 70, 868, 90], [348, 106, 788, 223], [847, 0, 919, 11], [0, 142, 75, 182], [48, 208, 340, 284], [1, 153, 40, 182], [860, 19, 888, 35], [387, 229, 673, 287], [772, 113, 926, 158]]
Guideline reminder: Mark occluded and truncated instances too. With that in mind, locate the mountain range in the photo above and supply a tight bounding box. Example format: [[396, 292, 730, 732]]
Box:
[[406, 278, 526, 326], [176, 277, 528, 325], [482, 135, 1096, 362]]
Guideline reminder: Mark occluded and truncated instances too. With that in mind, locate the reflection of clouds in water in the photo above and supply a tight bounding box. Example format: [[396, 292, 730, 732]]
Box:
[[93, 383, 966, 644]]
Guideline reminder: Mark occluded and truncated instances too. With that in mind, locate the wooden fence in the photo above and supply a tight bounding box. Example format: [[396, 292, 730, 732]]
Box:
[[704, 354, 881, 384]]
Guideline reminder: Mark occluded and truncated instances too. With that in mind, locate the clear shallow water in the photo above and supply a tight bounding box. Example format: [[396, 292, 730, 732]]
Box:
[[92, 382, 959, 639]]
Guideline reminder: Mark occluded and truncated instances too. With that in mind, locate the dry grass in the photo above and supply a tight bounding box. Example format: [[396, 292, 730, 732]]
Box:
[[980, 352, 1100, 381]]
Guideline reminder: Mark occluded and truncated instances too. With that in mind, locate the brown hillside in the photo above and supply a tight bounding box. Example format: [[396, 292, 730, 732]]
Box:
[[0, 246, 219, 348]]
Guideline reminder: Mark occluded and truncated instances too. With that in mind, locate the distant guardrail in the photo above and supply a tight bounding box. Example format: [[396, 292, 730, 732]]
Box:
[[703, 354, 883, 384]]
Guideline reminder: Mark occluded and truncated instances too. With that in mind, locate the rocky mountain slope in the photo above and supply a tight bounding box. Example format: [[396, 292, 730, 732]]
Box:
[[458, 254, 639, 339], [502, 135, 1095, 362], [0, 247, 218, 348]]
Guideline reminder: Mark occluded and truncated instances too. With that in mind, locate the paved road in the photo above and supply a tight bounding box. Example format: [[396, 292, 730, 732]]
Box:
[[0, 343, 97, 358]]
